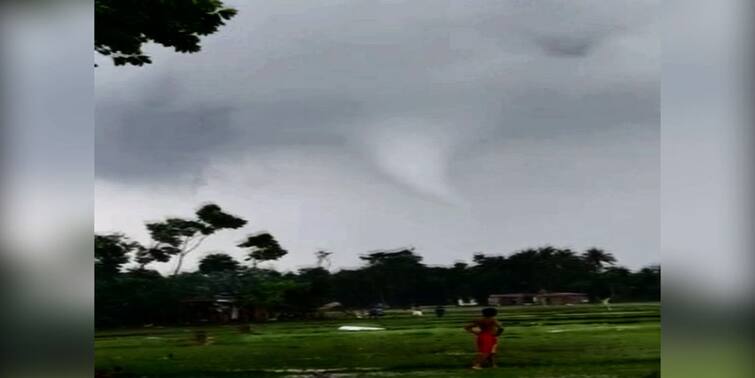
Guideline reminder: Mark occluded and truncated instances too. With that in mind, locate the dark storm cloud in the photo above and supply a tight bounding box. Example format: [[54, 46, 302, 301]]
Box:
[[95, 0, 659, 271], [96, 0, 658, 186], [96, 84, 360, 182], [95, 106, 236, 182]]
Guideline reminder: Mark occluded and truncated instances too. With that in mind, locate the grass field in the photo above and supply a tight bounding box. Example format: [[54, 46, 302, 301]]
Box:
[[95, 303, 660, 378]]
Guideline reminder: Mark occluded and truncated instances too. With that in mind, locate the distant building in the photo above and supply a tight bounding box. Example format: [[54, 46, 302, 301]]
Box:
[[488, 293, 534, 306], [180, 295, 240, 324], [488, 292, 588, 306]]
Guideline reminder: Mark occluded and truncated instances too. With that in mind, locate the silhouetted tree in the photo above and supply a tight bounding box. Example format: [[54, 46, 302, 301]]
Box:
[[142, 203, 246, 275], [360, 248, 425, 306], [315, 250, 333, 269], [238, 232, 288, 267], [198, 253, 240, 274], [237, 269, 299, 320], [581, 247, 617, 273], [95, 210, 662, 327], [288, 267, 334, 310], [95, 0, 237, 66], [95, 234, 141, 279], [601, 266, 633, 299], [632, 265, 661, 300], [331, 269, 374, 307]]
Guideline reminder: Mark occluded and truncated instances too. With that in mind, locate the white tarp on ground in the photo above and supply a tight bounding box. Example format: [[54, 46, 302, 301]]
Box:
[[338, 326, 385, 331], [318, 301, 343, 310]]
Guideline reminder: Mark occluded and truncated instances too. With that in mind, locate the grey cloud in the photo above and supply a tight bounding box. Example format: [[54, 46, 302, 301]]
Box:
[[96, 0, 657, 188], [534, 35, 600, 57], [500, 84, 659, 138], [96, 87, 361, 183], [95, 1, 659, 271], [96, 105, 237, 183]]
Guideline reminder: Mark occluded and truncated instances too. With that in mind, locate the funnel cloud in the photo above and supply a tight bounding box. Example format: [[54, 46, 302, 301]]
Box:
[[96, 0, 659, 273]]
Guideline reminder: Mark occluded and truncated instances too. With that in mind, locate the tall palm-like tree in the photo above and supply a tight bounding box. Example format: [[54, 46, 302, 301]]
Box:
[[581, 248, 617, 273], [315, 250, 333, 270]]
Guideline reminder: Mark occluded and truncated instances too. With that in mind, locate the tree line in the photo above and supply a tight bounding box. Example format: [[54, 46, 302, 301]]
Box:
[[95, 204, 660, 327]]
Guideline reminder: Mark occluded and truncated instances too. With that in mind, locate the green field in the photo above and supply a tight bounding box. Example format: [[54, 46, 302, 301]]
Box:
[[95, 303, 660, 377]]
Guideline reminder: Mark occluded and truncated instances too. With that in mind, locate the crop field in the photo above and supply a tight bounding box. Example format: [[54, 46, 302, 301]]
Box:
[[95, 303, 660, 377]]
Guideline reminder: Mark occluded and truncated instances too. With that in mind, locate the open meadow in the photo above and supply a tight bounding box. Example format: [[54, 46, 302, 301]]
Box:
[[95, 303, 660, 378]]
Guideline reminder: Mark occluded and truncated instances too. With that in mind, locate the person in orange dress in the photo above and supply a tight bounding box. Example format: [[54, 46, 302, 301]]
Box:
[[464, 307, 504, 369]]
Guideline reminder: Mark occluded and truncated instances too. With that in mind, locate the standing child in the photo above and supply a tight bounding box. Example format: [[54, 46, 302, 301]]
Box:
[[464, 307, 504, 369]]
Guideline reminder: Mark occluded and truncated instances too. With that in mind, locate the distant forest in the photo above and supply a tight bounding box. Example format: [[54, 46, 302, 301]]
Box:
[[95, 204, 660, 327]]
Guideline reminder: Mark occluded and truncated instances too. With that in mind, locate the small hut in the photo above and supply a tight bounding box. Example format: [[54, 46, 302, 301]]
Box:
[[180, 295, 240, 324]]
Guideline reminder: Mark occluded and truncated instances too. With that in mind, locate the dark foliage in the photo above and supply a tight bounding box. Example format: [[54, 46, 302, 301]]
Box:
[[198, 253, 241, 274], [95, 0, 237, 66], [238, 232, 288, 264], [141, 203, 246, 275], [95, 207, 659, 328], [96, 241, 659, 327], [95, 234, 141, 279]]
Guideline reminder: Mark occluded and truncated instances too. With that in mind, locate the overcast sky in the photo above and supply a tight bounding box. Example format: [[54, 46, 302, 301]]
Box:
[[95, 0, 659, 274]]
